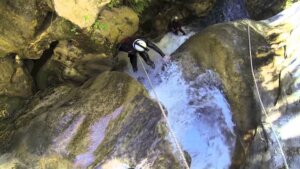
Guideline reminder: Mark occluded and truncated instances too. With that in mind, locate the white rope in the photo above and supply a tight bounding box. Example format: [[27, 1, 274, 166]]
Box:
[[50, 11, 54, 31], [138, 57, 190, 169], [247, 25, 289, 169]]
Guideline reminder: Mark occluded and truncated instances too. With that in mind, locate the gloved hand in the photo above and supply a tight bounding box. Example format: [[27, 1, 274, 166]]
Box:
[[163, 55, 171, 62]]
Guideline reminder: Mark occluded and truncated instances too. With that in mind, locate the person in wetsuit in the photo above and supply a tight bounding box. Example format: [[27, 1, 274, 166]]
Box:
[[115, 37, 170, 72], [168, 16, 186, 35]]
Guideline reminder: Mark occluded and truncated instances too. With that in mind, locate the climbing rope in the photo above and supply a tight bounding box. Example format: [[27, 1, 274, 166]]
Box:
[[50, 11, 54, 31], [138, 57, 190, 169], [247, 25, 289, 169]]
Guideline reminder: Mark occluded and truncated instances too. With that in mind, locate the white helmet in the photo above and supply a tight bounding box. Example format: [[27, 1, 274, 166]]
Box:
[[133, 39, 147, 52]]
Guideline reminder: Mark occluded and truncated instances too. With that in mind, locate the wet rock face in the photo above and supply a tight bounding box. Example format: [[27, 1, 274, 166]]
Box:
[[173, 20, 272, 168], [175, 20, 270, 132], [246, 0, 299, 20], [245, 4, 300, 168], [204, 0, 249, 25], [0, 71, 181, 169]]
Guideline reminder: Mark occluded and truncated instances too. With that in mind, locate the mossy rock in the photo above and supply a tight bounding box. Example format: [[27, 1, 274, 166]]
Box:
[[0, 0, 52, 58], [0, 71, 182, 168], [0, 56, 33, 97], [35, 40, 117, 90], [0, 0, 75, 59], [86, 7, 139, 53]]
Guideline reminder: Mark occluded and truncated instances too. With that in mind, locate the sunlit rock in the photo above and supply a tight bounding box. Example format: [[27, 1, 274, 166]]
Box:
[[244, 2, 300, 169], [53, 0, 110, 28]]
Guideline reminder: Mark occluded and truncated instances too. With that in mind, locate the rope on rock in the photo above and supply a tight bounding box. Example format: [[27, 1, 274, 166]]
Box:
[[138, 57, 190, 169], [247, 25, 289, 169]]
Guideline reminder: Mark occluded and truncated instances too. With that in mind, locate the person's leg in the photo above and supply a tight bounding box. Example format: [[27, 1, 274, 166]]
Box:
[[174, 29, 179, 35], [139, 52, 155, 69], [179, 27, 186, 35], [128, 53, 138, 72]]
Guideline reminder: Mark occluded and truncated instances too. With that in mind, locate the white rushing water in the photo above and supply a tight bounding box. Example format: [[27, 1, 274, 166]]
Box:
[[123, 30, 237, 169]]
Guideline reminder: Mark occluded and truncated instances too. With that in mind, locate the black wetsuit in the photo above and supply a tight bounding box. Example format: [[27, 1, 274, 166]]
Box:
[[117, 37, 165, 72], [168, 20, 186, 35]]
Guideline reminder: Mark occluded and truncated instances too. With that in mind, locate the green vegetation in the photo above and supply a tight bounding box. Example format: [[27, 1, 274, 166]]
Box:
[[92, 20, 108, 31], [108, 0, 121, 8], [285, 0, 299, 7], [70, 26, 79, 35], [131, 0, 151, 14], [83, 15, 90, 22], [70, 15, 109, 35], [108, 0, 151, 14]]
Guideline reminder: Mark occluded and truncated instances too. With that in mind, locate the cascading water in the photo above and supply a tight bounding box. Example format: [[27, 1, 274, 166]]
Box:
[[205, 0, 249, 24], [122, 29, 237, 168], [221, 0, 249, 21]]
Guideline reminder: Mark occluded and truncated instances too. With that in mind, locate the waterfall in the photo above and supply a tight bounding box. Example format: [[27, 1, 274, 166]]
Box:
[[122, 29, 237, 169], [205, 0, 249, 24]]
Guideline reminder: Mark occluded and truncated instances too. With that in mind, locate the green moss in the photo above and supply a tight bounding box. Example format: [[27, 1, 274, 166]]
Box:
[[92, 20, 109, 31], [285, 0, 300, 7]]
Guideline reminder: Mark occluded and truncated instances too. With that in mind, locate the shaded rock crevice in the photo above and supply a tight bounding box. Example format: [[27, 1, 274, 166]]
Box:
[[31, 41, 59, 82], [34, 11, 57, 38]]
